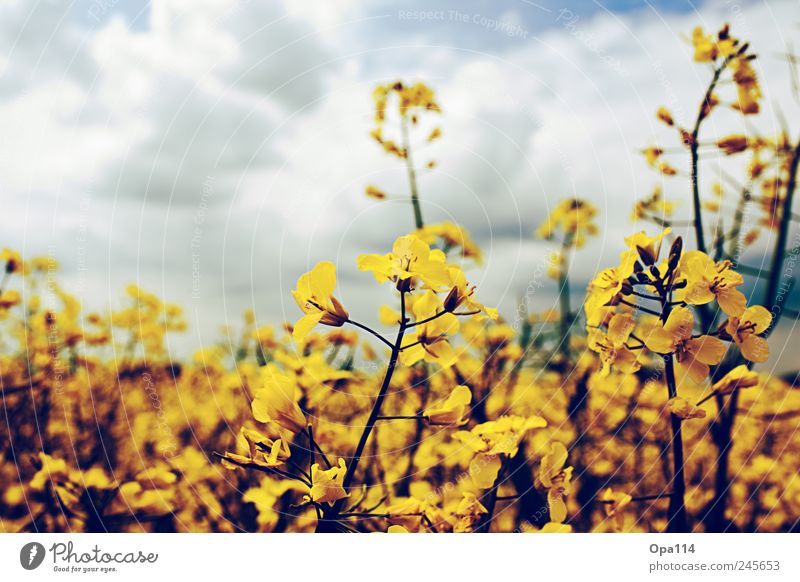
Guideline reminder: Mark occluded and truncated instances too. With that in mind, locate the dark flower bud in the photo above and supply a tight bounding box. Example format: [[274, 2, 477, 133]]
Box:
[[668, 237, 683, 271], [443, 287, 461, 312], [637, 245, 656, 266]]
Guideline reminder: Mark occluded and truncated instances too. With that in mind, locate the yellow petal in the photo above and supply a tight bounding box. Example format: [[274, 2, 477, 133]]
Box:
[[356, 253, 392, 281], [741, 335, 769, 363], [663, 307, 694, 340], [717, 288, 746, 317], [470, 454, 501, 489], [615, 347, 641, 374], [687, 335, 726, 365], [607, 313, 635, 345], [644, 325, 677, 354], [667, 397, 707, 420], [678, 357, 710, 384], [310, 261, 337, 299], [399, 341, 425, 367], [379, 305, 401, 326], [743, 305, 772, 333], [412, 290, 441, 320], [548, 491, 567, 523], [292, 312, 324, 341], [426, 339, 457, 368], [393, 235, 430, 262]]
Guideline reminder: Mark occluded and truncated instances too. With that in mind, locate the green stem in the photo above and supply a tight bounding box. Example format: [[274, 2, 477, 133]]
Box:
[[401, 116, 424, 229], [557, 236, 573, 358], [657, 279, 689, 533], [664, 354, 688, 532], [725, 186, 751, 261], [689, 58, 732, 254], [764, 133, 800, 318], [317, 292, 407, 531]]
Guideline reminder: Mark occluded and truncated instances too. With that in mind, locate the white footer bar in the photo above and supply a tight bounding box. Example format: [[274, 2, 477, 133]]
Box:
[[1, 533, 797, 580]]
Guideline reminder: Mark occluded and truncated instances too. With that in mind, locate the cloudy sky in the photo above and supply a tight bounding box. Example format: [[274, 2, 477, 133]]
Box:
[[1, 0, 799, 368]]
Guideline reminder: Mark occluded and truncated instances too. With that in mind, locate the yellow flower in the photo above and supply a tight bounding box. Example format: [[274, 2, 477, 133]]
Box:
[[691, 26, 718, 62], [678, 251, 746, 316], [291, 261, 349, 340], [624, 229, 671, 263], [307, 458, 349, 506], [252, 325, 277, 350], [538, 441, 568, 489], [252, 365, 307, 433], [30, 453, 70, 492], [387, 525, 409, 533], [400, 291, 459, 368], [0, 289, 22, 309], [455, 416, 547, 488], [715, 25, 739, 58], [600, 488, 632, 531], [731, 57, 761, 115], [658, 161, 677, 176], [453, 492, 488, 533], [387, 497, 427, 532], [642, 147, 663, 168], [365, 185, 387, 200], [442, 266, 498, 319], [724, 305, 771, 362], [415, 222, 482, 262], [584, 251, 638, 325], [357, 235, 450, 290], [1, 248, 25, 274], [632, 186, 676, 222], [711, 364, 760, 395], [538, 442, 572, 523], [668, 397, 707, 420], [656, 106, 674, 126], [644, 307, 726, 383], [240, 426, 292, 467], [717, 134, 749, 155], [587, 313, 641, 376], [424, 385, 471, 426], [536, 198, 598, 248]]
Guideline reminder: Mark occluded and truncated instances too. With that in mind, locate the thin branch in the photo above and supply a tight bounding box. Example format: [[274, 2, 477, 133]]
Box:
[[620, 299, 664, 318], [346, 319, 394, 350]]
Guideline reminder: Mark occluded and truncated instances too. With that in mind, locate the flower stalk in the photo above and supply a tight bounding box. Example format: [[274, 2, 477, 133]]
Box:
[[316, 291, 408, 531]]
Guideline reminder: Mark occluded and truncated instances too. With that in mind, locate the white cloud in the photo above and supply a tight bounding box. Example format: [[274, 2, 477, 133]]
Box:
[[1, 0, 798, 371]]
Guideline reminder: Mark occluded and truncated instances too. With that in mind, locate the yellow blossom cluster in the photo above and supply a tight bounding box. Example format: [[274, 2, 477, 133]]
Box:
[[2, 24, 799, 535]]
